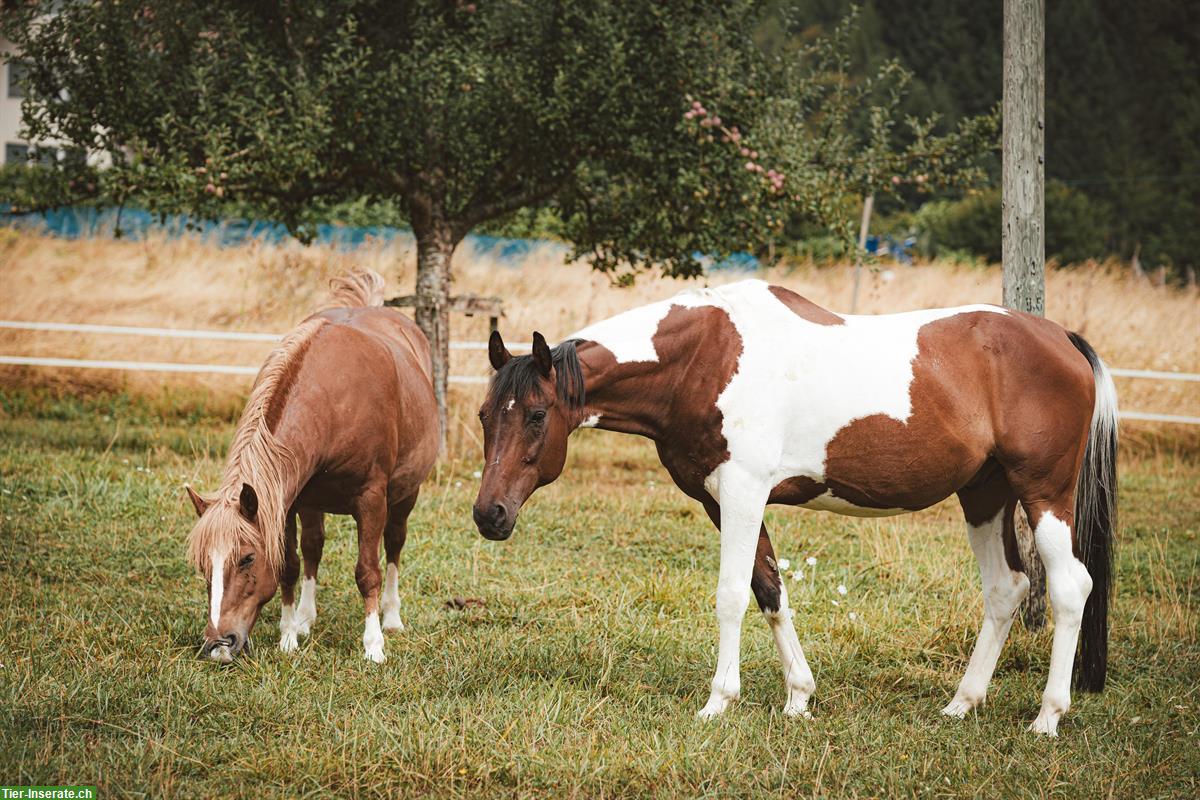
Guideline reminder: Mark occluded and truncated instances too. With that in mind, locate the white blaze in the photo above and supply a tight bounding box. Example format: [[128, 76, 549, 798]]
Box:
[[209, 548, 226, 628]]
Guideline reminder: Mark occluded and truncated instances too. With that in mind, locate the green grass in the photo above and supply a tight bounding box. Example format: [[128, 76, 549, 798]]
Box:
[[0, 390, 1197, 798]]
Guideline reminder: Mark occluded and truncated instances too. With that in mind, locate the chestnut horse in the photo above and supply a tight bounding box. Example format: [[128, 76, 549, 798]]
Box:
[[474, 279, 1116, 736], [185, 270, 438, 663]]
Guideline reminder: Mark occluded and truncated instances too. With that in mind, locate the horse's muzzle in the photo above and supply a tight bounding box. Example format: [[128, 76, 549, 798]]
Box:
[[201, 632, 247, 663], [473, 501, 514, 541]]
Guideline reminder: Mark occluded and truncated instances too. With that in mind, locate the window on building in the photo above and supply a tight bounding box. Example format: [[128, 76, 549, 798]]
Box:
[[7, 59, 29, 99], [5, 143, 30, 165]]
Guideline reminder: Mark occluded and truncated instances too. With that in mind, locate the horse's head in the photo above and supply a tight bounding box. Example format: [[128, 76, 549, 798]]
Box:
[[185, 483, 279, 662], [473, 331, 584, 540]]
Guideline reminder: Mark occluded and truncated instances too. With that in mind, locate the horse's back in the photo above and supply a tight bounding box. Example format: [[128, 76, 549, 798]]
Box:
[[279, 306, 439, 496], [705, 280, 1094, 513], [312, 306, 433, 384]]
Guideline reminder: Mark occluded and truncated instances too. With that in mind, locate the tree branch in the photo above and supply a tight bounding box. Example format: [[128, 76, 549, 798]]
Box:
[[453, 179, 566, 240]]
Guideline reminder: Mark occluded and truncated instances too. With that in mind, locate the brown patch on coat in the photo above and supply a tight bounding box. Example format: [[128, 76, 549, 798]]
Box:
[[768, 285, 844, 326], [957, 460, 1024, 572], [810, 310, 1093, 516], [577, 304, 744, 501]]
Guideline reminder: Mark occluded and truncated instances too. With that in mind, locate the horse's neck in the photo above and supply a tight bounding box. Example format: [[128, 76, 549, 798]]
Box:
[[573, 341, 679, 440], [263, 419, 323, 511]]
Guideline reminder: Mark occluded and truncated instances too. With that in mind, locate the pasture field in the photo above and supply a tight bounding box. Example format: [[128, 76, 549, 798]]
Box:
[[0, 388, 1197, 798]]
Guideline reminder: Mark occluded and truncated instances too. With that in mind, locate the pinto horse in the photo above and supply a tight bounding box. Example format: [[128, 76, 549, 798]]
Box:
[[185, 270, 438, 663], [474, 279, 1116, 736]]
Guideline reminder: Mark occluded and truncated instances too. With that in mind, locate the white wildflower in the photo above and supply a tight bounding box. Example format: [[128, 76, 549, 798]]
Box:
[[777, 558, 791, 571], [848, 612, 858, 621], [472, 470, 482, 479], [790, 570, 804, 582], [806, 556, 817, 567], [837, 584, 848, 595], [454, 480, 463, 488]]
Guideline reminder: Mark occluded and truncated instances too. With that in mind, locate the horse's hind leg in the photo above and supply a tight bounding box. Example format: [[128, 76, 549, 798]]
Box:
[[380, 491, 418, 632], [279, 512, 303, 652], [295, 509, 325, 636], [353, 485, 390, 663], [1023, 494, 1092, 736], [943, 474, 1029, 718]]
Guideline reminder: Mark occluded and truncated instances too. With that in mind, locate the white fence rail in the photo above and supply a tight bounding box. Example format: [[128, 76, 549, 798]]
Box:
[[1, 319, 1196, 422]]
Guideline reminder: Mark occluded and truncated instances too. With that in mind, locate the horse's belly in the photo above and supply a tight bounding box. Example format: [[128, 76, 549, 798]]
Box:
[[768, 472, 946, 516], [796, 492, 911, 517]]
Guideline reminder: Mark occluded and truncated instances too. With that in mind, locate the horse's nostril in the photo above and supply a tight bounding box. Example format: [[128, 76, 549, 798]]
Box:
[[491, 503, 507, 524]]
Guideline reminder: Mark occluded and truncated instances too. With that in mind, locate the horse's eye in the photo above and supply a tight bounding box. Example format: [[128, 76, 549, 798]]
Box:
[[238, 553, 255, 569], [529, 409, 546, 424]]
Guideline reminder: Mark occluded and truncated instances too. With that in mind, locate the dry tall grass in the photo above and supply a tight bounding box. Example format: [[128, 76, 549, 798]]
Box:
[[1, 227, 1197, 454]]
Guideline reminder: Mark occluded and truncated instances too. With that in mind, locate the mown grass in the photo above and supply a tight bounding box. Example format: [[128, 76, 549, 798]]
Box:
[[0, 390, 1197, 798]]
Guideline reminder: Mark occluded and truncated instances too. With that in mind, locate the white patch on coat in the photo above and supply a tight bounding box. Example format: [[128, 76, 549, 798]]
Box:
[[380, 563, 404, 631], [577, 414, 600, 429], [703, 280, 1005, 492], [504, 398, 515, 412], [571, 287, 717, 363], [208, 548, 226, 628], [363, 611, 386, 663]]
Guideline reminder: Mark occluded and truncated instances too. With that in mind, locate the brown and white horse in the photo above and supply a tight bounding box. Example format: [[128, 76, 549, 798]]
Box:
[[474, 279, 1116, 736], [185, 270, 438, 663]]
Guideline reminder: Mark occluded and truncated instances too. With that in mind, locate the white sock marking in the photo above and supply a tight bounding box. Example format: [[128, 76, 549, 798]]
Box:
[[381, 563, 404, 631], [296, 577, 316, 635], [762, 582, 816, 717], [363, 611, 386, 663], [279, 603, 299, 653], [1029, 511, 1092, 736]]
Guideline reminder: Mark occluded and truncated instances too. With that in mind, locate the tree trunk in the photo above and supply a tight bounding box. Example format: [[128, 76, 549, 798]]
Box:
[[414, 227, 455, 453], [1003, 0, 1047, 630]]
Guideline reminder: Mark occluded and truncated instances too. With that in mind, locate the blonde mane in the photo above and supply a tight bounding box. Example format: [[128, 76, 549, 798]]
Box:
[[186, 269, 386, 574]]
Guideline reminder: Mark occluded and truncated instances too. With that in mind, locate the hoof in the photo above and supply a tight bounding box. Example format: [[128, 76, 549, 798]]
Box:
[[1028, 710, 1060, 737], [279, 631, 299, 653], [381, 611, 404, 632], [696, 693, 736, 720], [783, 702, 813, 719], [941, 696, 979, 719], [363, 645, 386, 664]]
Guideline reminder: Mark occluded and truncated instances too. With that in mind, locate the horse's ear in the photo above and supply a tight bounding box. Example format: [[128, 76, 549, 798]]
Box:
[[239, 483, 259, 522], [488, 330, 512, 371], [531, 332, 552, 378], [185, 485, 210, 518]]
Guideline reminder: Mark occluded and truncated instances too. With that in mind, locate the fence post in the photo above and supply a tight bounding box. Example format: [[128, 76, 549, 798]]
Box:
[[1003, 0, 1047, 630]]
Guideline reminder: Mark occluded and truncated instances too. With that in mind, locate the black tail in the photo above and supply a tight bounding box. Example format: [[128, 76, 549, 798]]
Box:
[[1068, 332, 1118, 692]]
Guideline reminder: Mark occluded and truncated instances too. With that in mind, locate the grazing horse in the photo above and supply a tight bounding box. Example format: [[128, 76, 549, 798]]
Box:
[[185, 270, 438, 663], [474, 279, 1116, 736]]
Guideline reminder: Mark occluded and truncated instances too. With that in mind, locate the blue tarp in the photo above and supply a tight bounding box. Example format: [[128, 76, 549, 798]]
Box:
[[0, 205, 759, 270]]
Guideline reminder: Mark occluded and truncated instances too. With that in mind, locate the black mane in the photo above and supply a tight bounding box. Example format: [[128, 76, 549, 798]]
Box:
[[485, 339, 586, 413]]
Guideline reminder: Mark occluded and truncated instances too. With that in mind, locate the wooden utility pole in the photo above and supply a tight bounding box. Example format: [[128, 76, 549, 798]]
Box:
[[1003, 0, 1047, 629]]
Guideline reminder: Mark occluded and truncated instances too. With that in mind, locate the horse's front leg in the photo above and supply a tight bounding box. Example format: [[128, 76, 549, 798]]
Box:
[[353, 484, 389, 663], [698, 467, 770, 719]]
